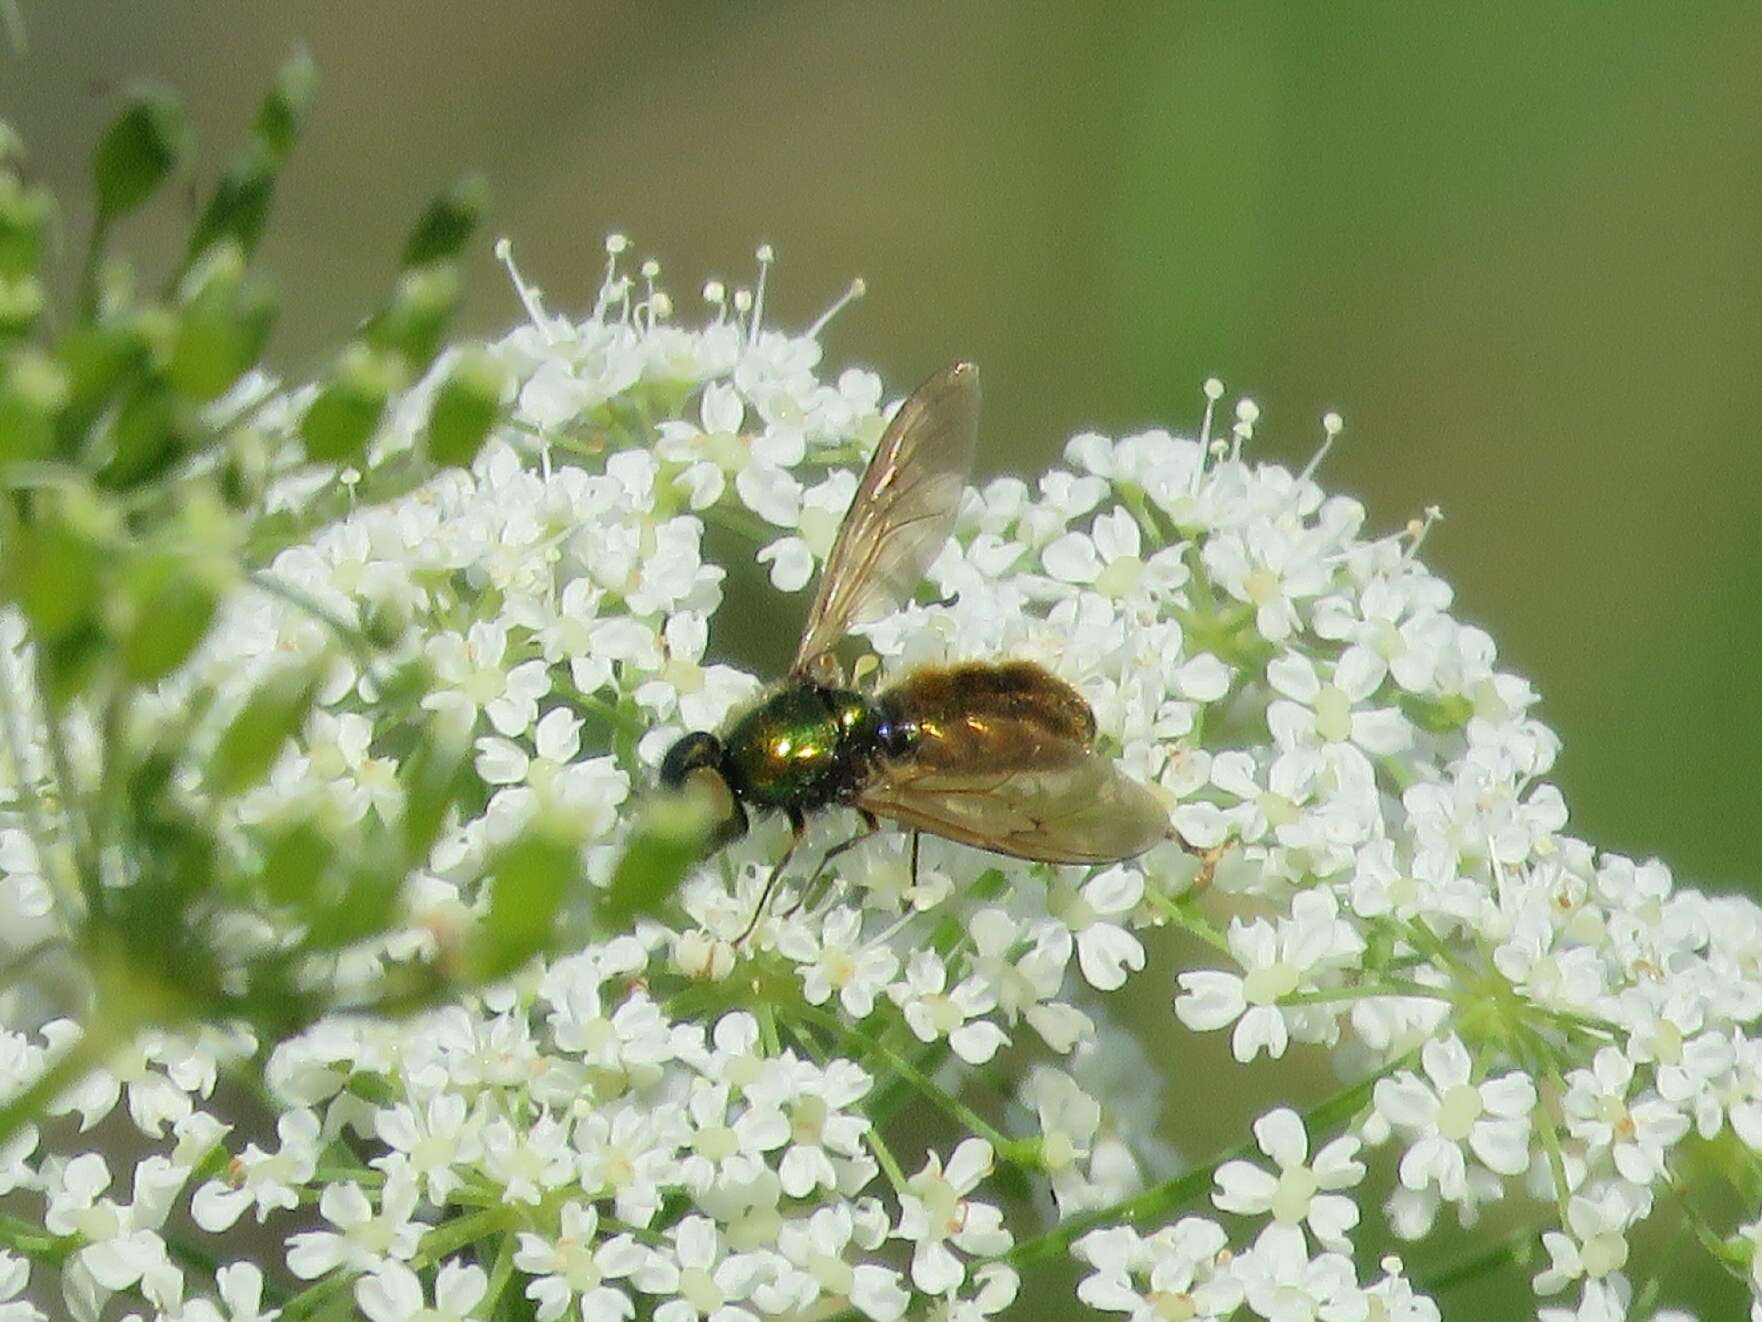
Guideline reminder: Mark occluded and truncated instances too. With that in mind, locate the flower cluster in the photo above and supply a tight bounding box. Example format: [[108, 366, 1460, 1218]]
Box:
[[1, 236, 1758, 1321]]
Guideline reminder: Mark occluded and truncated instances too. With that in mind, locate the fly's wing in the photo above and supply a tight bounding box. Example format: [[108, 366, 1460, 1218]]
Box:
[[791, 361, 980, 676], [856, 736, 1172, 866]]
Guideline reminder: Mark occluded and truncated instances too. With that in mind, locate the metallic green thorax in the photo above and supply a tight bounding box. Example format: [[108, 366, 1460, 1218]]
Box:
[[720, 684, 886, 811]]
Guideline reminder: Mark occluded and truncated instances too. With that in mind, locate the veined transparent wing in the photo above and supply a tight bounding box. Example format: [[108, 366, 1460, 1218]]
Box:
[[856, 746, 1172, 865], [791, 361, 979, 676], [854, 660, 1171, 864]]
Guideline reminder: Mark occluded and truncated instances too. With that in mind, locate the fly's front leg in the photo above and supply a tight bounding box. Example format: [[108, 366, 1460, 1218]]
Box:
[[738, 809, 806, 943], [782, 811, 882, 920]]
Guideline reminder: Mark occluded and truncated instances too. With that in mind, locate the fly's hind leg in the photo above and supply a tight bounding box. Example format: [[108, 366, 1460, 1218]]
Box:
[[737, 809, 806, 943], [1174, 827, 1232, 893], [782, 811, 883, 921]]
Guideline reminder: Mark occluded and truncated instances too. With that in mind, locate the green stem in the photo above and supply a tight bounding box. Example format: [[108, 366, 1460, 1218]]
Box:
[[1142, 887, 1231, 955], [1003, 1042, 1417, 1270], [0, 937, 66, 991], [414, 1205, 517, 1267], [1278, 978, 1454, 1008], [247, 570, 376, 666], [0, 1212, 77, 1263], [790, 1002, 1020, 1163], [32, 661, 102, 916], [0, 634, 82, 932], [0, 1012, 132, 1153], [700, 501, 777, 545], [1418, 1224, 1537, 1294], [865, 1125, 908, 1194], [480, 1228, 521, 1317]]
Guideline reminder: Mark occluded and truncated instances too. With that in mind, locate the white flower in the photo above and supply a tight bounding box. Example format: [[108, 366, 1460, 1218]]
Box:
[[1202, 521, 1331, 642], [513, 1202, 649, 1321], [0, 1251, 43, 1322], [1074, 1218, 1243, 1321], [965, 910, 1091, 1053], [894, 1139, 1012, 1295], [481, 1111, 576, 1205], [774, 1203, 908, 1321], [372, 1092, 482, 1204], [1373, 1036, 1537, 1202], [285, 1174, 422, 1279], [775, 906, 899, 1019], [1266, 648, 1411, 761], [1046, 865, 1146, 992], [1560, 1047, 1688, 1185], [423, 620, 553, 737], [653, 1215, 770, 1322], [1041, 506, 1187, 606], [192, 1108, 321, 1231], [356, 1259, 485, 1322], [170, 1262, 278, 1322], [574, 1101, 684, 1228], [1533, 1185, 1647, 1295], [1175, 889, 1365, 1062], [1235, 1223, 1364, 1322], [1022, 1067, 1103, 1216], [888, 950, 1009, 1065], [1212, 1107, 1365, 1252]]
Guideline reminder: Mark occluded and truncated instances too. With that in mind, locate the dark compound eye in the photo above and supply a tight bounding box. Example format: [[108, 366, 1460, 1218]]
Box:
[[659, 731, 722, 788]]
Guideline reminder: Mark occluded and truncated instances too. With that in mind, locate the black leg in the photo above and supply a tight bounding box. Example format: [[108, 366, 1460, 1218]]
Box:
[[909, 831, 921, 890], [783, 812, 882, 920], [737, 810, 806, 943]]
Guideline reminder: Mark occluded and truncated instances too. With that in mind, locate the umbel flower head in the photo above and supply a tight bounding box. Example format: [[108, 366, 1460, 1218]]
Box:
[[3, 233, 1761, 1322]]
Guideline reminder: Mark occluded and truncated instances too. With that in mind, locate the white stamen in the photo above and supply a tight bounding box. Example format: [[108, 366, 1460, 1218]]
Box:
[[748, 244, 775, 347], [1297, 410, 1346, 486], [638, 259, 664, 334], [732, 287, 754, 339], [493, 236, 563, 343], [807, 278, 867, 340], [702, 280, 727, 325], [1403, 504, 1443, 560], [1230, 398, 1258, 465], [1193, 377, 1225, 493]]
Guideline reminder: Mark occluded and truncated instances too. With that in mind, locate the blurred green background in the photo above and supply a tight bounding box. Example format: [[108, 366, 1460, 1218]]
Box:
[[5, 4, 1760, 1316]]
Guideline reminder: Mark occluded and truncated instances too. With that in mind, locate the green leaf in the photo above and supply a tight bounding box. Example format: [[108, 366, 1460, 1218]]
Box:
[[302, 863, 404, 950], [0, 347, 67, 462], [254, 46, 318, 161], [0, 169, 54, 277], [0, 273, 44, 337], [401, 173, 488, 269], [601, 790, 716, 931], [169, 244, 278, 403], [1, 510, 103, 642], [365, 263, 459, 374], [476, 826, 581, 977], [426, 347, 506, 467], [208, 663, 323, 797], [398, 716, 468, 865], [54, 321, 150, 446], [92, 88, 189, 222], [299, 344, 397, 463], [184, 50, 316, 267], [122, 573, 219, 683], [100, 376, 186, 489], [258, 820, 337, 908]]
